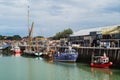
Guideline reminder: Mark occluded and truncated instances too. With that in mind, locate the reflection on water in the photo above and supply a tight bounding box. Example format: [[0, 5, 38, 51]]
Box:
[[0, 56, 120, 80], [91, 68, 113, 75], [90, 68, 112, 80], [15, 53, 21, 57]]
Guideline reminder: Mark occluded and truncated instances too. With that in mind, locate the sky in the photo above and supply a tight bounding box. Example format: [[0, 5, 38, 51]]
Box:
[[0, 0, 120, 37]]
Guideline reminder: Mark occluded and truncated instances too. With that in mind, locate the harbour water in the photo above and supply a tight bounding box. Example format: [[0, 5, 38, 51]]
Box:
[[0, 55, 120, 80]]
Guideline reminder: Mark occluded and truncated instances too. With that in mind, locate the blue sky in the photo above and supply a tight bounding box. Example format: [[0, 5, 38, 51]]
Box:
[[0, 0, 120, 37]]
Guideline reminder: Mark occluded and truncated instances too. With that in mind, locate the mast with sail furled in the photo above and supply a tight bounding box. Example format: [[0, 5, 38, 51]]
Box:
[[23, 1, 42, 56]]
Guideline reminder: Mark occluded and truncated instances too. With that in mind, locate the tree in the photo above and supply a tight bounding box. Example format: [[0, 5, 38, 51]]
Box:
[[0, 35, 4, 40], [52, 28, 73, 40], [0, 35, 22, 40], [13, 35, 22, 40], [6, 36, 13, 40], [34, 36, 44, 38]]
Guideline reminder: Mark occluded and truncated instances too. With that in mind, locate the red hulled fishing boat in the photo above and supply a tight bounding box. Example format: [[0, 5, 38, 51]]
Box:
[[90, 52, 112, 68]]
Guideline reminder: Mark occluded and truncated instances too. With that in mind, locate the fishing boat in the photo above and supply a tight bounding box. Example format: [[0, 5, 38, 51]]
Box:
[[24, 49, 42, 57], [23, 5, 42, 57], [11, 46, 21, 54], [53, 46, 78, 62], [23, 22, 42, 57], [90, 52, 112, 68], [0, 43, 11, 50]]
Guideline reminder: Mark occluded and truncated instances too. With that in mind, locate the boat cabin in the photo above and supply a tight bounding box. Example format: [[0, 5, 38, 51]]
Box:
[[93, 56, 109, 64], [65, 49, 77, 54]]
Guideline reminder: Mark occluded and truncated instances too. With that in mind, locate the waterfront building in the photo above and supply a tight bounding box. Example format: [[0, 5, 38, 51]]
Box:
[[69, 25, 120, 47]]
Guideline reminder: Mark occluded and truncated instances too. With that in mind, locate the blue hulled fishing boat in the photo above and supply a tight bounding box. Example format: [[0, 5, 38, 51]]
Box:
[[53, 46, 78, 62]]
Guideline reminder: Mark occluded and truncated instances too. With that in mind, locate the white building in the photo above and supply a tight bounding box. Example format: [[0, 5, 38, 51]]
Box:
[[69, 25, 120, 47]]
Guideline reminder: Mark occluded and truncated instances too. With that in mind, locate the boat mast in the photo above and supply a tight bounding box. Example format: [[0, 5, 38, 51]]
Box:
[[28, 5, 30, 33], [29, 22, 34, 51], [27, 3, 32, 51], [35, 38, 39, 52]]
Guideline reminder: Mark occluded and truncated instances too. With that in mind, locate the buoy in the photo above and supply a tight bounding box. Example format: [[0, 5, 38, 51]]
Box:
[[109, 62, 113, 65]]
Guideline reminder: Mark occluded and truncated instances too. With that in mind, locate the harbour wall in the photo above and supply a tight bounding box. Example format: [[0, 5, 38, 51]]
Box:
[[58, 47, 120, 68], [20, 45, 120, 68]]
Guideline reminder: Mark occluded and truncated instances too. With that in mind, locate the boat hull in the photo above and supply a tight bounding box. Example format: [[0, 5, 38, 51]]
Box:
[[14, 50, 21, 54], [23, 50, 42, 57], [91, 62, 113, 68], [53, 53, 78, 62]]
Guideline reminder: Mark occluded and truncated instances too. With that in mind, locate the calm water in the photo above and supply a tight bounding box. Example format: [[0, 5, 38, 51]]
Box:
[[0, 55, 120, 80]]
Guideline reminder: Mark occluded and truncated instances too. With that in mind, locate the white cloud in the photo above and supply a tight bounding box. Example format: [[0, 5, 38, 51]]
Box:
[[0, 0, 120, 37]]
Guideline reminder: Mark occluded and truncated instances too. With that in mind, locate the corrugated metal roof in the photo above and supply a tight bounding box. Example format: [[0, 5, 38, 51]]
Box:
[[70, 25, 120, 37]]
